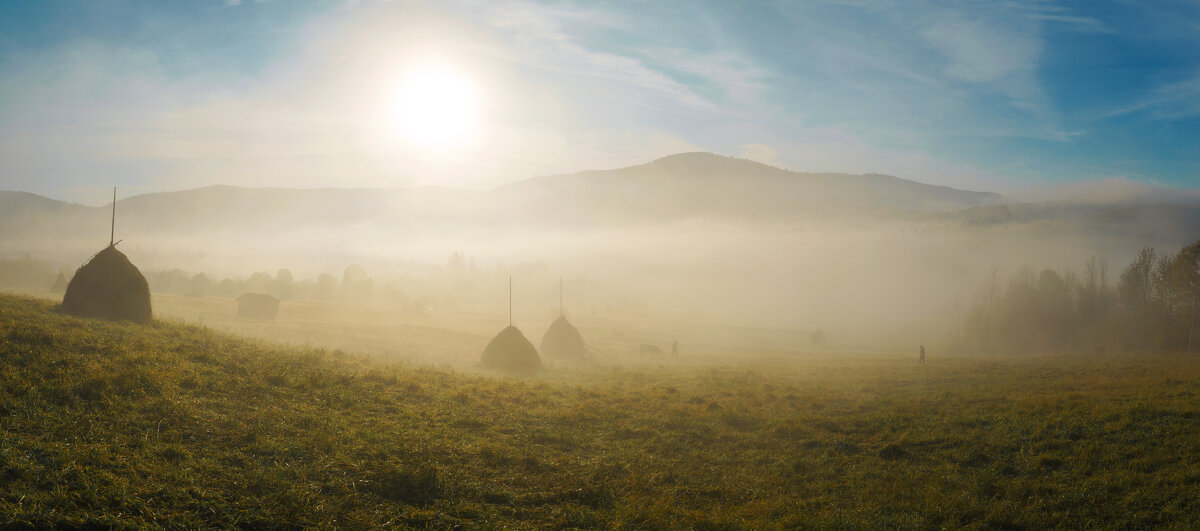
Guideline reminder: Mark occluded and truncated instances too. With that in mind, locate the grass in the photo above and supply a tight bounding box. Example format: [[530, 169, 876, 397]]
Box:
[[2, 293, 1200, 528]]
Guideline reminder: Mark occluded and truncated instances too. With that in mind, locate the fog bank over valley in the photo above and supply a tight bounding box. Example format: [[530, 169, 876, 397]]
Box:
[[5, 153, 1199, 351]]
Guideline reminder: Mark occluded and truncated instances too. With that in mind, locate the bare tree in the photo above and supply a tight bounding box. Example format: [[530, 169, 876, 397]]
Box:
[[1118, 248, 1157, 349], [1176, 242, 1200, 351], [1119, 248, 1156, 310]]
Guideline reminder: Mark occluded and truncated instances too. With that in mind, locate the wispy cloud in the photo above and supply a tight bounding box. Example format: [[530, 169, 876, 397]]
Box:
[[483, 2, 714, 111], [1028, 14, 1115, 33], [2, 0, 1198, 197], [921, 11, 1040, 85], [917, 4, 1077, 141], [639, 48, 769, 106], [1093, 73, 1200, 121]]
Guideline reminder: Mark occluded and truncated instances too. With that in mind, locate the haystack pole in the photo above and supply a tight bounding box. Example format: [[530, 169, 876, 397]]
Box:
[[110, 186, 116, 246], [60, 186, 152, 323], [540, 275, 588, 362], [482, 276, 541, 374]]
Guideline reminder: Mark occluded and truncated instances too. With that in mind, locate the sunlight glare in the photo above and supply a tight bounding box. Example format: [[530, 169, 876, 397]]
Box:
[[391, 62, 483, 152]]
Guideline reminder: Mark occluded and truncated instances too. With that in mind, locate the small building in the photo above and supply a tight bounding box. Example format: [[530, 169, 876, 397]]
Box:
[[236, 292, 280, 320]]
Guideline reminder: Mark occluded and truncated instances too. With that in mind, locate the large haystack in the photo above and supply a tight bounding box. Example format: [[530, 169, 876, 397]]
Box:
[[540, 315, 588, 361], [61, 245, 152, 323], [482, 325, 541, 374]]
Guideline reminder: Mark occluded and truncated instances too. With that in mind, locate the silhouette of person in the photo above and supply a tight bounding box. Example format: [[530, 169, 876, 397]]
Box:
[[671, 341, 679, 358], [919, 344, 926, 365]]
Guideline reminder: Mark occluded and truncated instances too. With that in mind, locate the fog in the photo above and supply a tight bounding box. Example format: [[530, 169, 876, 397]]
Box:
[[5, 161, 1196, 357]]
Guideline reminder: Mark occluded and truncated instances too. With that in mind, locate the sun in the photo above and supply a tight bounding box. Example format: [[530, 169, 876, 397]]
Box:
[[390, 62, 483, 152]]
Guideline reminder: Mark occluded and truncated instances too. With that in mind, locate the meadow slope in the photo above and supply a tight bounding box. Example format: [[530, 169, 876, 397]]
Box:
[[2, 294, 1200, 528]]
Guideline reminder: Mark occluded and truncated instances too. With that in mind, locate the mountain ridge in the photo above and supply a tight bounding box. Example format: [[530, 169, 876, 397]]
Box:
[[1, 152, 1009, 230], [5, 152, 1197, 237]]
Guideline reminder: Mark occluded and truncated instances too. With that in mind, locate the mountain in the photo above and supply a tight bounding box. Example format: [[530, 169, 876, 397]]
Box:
[[109, 185, 481, 231], [495, 152, 1007, 224], [959, 201, 1200, 242], [0, 191, 104, 243], [0, 153, 1011, 238]]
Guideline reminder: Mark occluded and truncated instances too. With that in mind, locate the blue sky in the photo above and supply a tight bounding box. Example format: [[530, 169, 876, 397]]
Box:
[[1, 0, 1198, 203]]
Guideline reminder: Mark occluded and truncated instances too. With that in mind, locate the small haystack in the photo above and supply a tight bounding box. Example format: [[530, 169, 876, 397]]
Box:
[[482, 325, 542, 374], [540, 315, 587, 361], [539, 276, 589, 361], [50, 272, 67, 293], [482, 277, 542, 374], [61, 245, 152, 323]]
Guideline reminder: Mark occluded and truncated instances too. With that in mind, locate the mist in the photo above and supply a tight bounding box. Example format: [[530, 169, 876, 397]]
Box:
[[5, 153, 1197, 358], [7, 2, 1200, 526]]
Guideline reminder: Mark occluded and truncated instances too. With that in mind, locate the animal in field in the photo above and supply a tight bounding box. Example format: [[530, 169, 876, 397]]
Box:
[[639, 344, 663, 356]]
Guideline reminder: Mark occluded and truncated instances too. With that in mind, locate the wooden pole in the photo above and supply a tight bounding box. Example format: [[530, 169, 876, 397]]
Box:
[[508, 276, 512, 327], [560, 275, 563, 317], [110, 187, 116, 246]]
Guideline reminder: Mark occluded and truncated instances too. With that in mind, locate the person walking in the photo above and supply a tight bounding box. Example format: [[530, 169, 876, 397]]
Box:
[[919, 344, 926, 365]]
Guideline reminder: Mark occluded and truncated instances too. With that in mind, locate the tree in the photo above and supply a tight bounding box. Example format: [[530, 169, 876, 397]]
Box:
[[1174, 242, 1200, 351], [1119, 248, 1156, 310], [1117, 248, 1157, 349], [1035, 269, 1074, 350], [1079, 255, 1111, 325], [188, 273, 212, 298], [342, 264, 373, 300], [247, 271, 272, 294], [1153, 252, 1182, 347], [966, 268, 1001, 353], [271, 268, 294, 300], [316, 273, 338, 300], [447, 252, 466, 279], [1001, 266, 1038, 352]]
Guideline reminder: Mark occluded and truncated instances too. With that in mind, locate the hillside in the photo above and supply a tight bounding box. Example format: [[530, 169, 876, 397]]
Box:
[[9, 154, 1200, 261], [493, 152, 1007, 224], [3, 293, 1200, 527], [958, 201, 1200, 241], [1, 153, 1005, 238]]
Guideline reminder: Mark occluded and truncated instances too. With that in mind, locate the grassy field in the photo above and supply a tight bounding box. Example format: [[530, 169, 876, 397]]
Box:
[[9, 288, 825, 369], [2, 293, 1200, 528]]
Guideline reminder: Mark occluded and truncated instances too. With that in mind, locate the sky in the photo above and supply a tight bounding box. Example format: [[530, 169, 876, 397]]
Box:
[[0, 0, 1198, 204]]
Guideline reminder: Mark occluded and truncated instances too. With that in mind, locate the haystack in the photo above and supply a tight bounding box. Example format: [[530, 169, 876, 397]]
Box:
[[540, 315, 588, 361], [50, 272, 67, 293], [482, 325, 542, 374], [61, 245, 152, 323]]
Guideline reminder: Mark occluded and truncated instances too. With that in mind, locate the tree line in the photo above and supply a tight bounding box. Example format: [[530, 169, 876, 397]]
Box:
[[963, 240, 1200, 354]]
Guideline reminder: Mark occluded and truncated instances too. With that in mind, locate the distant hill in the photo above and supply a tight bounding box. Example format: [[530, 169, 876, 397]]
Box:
[[6, 152, 1200, 247], [0, 191, 104, 243], [957, 201, 1200, 243], [495, 152, 1007, 224], [0, 153, 1011, 238]]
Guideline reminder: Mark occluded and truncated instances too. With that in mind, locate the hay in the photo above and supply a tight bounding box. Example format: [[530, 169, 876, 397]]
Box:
[[61, 245, 152, 323], [50, 272, 67, 293], [481, 325, 541, 374], [539, 315, 588, 361]]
